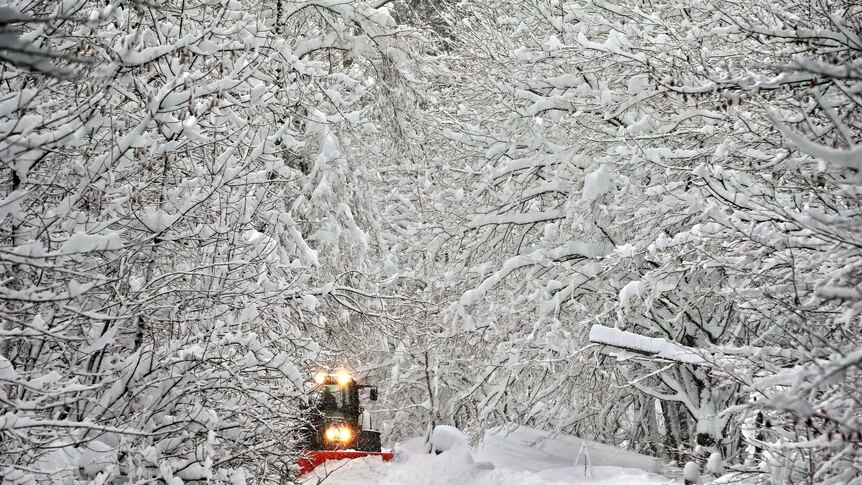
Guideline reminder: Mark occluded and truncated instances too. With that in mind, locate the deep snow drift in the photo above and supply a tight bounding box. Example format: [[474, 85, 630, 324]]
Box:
[[299, 426, 671, 485]]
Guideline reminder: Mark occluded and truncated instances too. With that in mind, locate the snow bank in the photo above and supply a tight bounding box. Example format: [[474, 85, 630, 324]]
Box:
[[300, 425, 668, 485], [476, 426, 665, 474], [301, 440, 494, 485]]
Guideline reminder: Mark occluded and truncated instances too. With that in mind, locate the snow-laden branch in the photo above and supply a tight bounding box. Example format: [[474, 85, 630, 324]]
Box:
[[458, 241, 613, 309], [589, 325, 706, 365], [467, 209, 564, 229]]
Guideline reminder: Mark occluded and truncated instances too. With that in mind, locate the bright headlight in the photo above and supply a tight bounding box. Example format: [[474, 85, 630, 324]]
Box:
[[335, 373, 352, 387], [314, 372, 327, 385], [324, 425, 353, 443]]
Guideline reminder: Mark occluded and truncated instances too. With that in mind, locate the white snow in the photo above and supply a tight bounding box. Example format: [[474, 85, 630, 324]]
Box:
[[590, 324, 706, 365], [581, 166, 615, 201], [300, 426, 669, 485], [618, 280, 642, 308], [0, 355, 16, 380], [60, 232, 124, 254], [432, 425, 469, 453], [683, 462, 702, 484], [707, 452, 723, 476]]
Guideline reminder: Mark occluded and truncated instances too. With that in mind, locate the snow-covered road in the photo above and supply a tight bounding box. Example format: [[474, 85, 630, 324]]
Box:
[[299, 427, 672, 485]]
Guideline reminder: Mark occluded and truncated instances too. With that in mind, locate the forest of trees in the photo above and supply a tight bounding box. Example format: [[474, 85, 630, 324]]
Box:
[[0, 0, 859, 483]]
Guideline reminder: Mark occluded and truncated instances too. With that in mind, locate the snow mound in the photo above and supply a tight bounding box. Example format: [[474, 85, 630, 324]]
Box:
[[432, 425, 469, 453], [684, 461, 703, 484]]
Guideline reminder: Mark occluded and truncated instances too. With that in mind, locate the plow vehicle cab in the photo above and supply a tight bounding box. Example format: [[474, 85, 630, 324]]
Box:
[[297, 371, 392, 475]]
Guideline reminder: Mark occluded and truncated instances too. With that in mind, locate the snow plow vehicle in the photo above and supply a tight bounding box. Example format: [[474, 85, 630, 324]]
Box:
[[296, 371, 393, 475]]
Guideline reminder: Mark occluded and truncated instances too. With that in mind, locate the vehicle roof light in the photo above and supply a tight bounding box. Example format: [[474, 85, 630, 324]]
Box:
[[335, 373, 352, 387]]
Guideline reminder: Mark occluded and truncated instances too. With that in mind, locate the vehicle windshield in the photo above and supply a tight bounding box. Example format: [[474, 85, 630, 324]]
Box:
[[316, 384, 351, 411]]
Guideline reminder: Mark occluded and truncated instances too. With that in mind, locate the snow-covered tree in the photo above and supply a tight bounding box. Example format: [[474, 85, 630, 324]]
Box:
[[0, 0, 421, 482], [396, 1, 860, 482], [2, 0, 858, 482], [677, 1, 862, 481]]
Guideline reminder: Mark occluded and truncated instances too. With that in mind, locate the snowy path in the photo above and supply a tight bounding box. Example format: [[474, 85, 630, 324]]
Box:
[[299, 427, 673, 485]]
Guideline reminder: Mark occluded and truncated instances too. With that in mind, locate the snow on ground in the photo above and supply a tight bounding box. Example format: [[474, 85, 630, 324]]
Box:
[[300, 426, 672, 485]]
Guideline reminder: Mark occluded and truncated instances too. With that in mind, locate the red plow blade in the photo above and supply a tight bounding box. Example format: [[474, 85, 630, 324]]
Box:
[[297, 450, 394, 476]]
